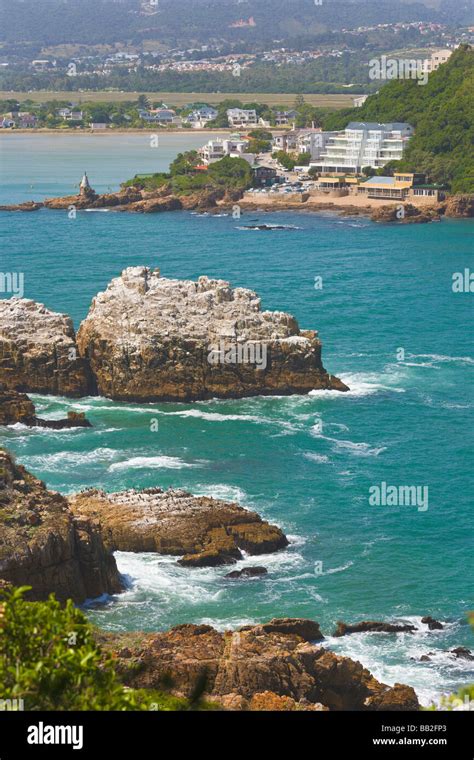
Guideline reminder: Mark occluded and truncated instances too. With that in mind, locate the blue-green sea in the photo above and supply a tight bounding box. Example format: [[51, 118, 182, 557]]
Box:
[[0, 134, 473, 706]]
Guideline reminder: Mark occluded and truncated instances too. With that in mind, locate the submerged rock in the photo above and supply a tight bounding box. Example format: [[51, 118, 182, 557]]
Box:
[[69, 487, 288, 567], [225, 566, 268, 579], [334, 620, 417, 636], [76, 266, 348, 401], [0, 449, 122, 603], [97, 620, 419, 711], [0, 299, 92, 396]]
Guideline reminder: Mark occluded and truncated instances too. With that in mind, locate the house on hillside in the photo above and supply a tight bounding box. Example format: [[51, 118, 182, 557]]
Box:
[[227, 108, 258, 128]]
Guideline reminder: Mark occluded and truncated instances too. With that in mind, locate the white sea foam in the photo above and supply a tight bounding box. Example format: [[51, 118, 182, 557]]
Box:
[[408, 353, 474, 365], [304, 452, 330, 464], [24, 448, 118, 470], [324, 561, 354, 575], [159, 409, 264, 423], [310, 429, 386, 457], [192, 484, 248, 503], [108, 455, 205, 471], [309, 372, 405, 398], [326, 617, 474, 706]]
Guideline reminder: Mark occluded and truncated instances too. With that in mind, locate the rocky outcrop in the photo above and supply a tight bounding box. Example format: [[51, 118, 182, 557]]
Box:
[[0, 449, 122, 603], [0, 386, 36, 425], [334, 620, 417, 636], [76, 266, 348, 401], [370, 204, 440, 224], [441, 194, 474, 218], [97, 620, 419, 711], [450, 647, 474, 661], [421, 615, 444, 630], [68, 487, 288, 567], [0, 201, 44, 212], [0, 299, 92, 396], [0, 386, 92, 428]]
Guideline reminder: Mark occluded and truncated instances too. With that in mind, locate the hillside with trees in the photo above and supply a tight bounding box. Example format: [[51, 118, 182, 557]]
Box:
[[323, 45, 474, 193]]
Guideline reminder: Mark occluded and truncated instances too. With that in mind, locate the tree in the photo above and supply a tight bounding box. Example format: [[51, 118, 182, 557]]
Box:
[[136, 94, 151, 110]]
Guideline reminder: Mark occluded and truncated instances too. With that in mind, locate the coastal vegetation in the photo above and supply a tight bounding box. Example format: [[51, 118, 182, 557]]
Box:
[[123, 151, 254, 196], [322, 45, 474, 193], [0, 585, 195, 711]]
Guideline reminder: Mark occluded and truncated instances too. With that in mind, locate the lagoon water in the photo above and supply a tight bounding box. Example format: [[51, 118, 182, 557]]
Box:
[[0, 134, 473, 705]]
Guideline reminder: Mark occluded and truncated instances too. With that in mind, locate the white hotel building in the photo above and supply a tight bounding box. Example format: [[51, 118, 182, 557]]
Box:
[[311, 122, 414, 175]]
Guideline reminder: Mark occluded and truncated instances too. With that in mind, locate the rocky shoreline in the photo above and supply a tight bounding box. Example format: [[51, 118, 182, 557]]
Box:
[[1, 184, 473, 223], [96, 619, 420, 711], [0, 447, 469, 710], [0, 267, 348, 401]]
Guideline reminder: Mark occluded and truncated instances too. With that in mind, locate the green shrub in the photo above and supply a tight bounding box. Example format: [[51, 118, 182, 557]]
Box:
[[0, 586, 188, 711]]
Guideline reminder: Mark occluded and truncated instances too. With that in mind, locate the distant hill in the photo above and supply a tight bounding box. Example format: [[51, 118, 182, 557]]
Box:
[[323, 45, 474, 193], [0, 0, 471, 47]]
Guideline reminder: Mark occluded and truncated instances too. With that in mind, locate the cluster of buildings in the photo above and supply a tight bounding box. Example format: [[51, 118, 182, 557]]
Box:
[[0, 111, 37, 128]]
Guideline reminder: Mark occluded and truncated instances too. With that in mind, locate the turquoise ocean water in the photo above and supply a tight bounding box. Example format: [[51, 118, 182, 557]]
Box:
[[0, 134, 473, 706]]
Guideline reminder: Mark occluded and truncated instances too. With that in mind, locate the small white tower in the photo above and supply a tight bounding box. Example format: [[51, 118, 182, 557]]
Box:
[[79, 172, 91, 195]]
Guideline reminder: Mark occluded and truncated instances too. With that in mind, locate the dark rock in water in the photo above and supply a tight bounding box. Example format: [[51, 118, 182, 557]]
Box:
[[0, 388, 92, 429], [241, 224, 295, 230], [450, 647, 474, 661], [419, 655, 432, 662], [421, 615, 444, 630], [0, 386, 36, 425], [225, 566, 268, 579], [97, 620, 418, 710], [258, 618, 324, 642], [34, 411, 92, 429], [0, 448, 122, 603], [0, 201, 43, 212], [334, 620, 417, 637]]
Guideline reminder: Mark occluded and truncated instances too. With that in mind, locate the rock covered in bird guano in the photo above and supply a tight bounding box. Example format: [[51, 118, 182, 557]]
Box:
[[68, 487, 288, 567], [0, 298, 92, 396], [0, 449, 122, 603], [97, 620, 419, 711], [76, 266, 348, 401]]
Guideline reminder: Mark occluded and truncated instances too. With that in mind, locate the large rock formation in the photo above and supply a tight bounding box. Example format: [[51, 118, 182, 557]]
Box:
[[76, 266, 348, 401], [69, 487, 288, 567], [0, 299, 92, 396], [441, 194, 474, 218], [97, 620, 419, 711], [0, 449, 122, 603]]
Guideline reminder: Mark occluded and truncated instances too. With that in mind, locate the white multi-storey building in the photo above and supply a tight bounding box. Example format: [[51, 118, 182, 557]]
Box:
[[311, 122, 414, 174]]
